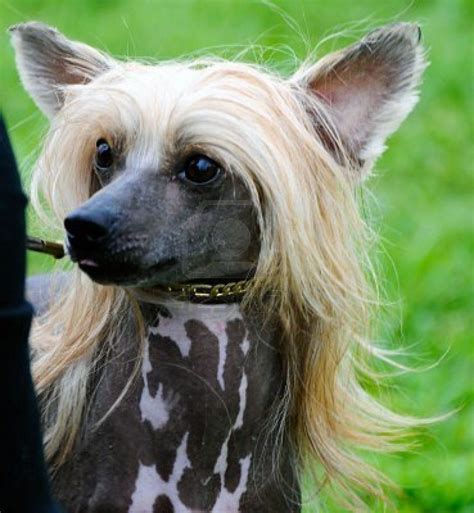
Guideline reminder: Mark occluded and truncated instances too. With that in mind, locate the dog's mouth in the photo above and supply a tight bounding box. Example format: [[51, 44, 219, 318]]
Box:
[[71, 252, 178, 286]]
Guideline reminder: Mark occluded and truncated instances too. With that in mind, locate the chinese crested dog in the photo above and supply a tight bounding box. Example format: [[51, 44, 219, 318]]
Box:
[[11, 20, 426, 512]]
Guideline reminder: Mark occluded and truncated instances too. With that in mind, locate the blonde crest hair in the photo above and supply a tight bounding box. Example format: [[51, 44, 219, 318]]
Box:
[[19, 22, 427, 512]]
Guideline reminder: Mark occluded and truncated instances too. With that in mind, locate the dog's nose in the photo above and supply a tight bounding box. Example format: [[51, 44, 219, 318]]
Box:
[[64, 210, 112, 249]]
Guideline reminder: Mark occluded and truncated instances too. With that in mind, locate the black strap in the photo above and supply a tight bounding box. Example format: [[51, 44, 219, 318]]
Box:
[[0, 115, 62, 513]]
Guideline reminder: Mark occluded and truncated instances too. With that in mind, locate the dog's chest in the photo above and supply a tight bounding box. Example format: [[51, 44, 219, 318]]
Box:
[[52, 301, 292, 512], [129, 303, 253, 512]]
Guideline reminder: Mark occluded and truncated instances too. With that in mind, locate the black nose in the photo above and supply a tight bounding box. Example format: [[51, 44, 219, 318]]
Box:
[[64, 209, 113, 250]]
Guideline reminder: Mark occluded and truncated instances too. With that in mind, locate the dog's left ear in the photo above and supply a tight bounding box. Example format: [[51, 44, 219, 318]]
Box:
[[9, 22, 114, 118], [293, 23, 427, 179]]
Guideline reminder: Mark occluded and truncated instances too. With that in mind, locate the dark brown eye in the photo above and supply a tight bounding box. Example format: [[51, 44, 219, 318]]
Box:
[[180, 155, 222, 185], [95, 139, 114, 169]]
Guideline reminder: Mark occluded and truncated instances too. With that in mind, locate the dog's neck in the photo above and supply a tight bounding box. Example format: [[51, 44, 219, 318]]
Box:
[[52, 298, 301, 512]]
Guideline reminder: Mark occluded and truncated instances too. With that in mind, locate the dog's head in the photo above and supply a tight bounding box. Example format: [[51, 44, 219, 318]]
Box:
[[10, 22, 425, 288]]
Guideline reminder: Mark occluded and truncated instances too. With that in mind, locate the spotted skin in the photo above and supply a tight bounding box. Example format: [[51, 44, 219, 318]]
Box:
[[50, 300, 301, 512]]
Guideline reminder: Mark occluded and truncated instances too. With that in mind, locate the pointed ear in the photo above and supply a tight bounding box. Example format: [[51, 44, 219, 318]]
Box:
[[294, 23, 427, 179], [9, 22, 114, 118]]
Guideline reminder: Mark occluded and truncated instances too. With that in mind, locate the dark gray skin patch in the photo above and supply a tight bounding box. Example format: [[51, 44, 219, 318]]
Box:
[[153, 495, 174, 513]]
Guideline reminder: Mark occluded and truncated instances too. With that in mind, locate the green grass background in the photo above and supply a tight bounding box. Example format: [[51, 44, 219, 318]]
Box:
[[1, 0, 472, 511]]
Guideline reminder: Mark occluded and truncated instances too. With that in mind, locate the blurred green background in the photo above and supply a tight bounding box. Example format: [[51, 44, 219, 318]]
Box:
[[1, 0, 472, 511]]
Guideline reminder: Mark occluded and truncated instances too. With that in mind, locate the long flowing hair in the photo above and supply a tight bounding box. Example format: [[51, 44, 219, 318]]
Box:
[[30, 57, 418, 510]]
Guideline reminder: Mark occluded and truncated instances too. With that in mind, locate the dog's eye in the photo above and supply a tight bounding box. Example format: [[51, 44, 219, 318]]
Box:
[[180, 155, 222, 185], [95, 139, 114, 170]]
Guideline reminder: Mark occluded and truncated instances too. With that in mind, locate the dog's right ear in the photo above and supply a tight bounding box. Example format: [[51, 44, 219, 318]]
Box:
[[9, 22, 113, 118]]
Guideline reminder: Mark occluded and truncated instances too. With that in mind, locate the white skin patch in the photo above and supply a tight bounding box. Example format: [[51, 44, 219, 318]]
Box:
[[129, 432, 192, 513], [234, 373, 248, 430], [214, 319, 228, 391], [139, 331, 178, 430], [241, 335, 250, 356]]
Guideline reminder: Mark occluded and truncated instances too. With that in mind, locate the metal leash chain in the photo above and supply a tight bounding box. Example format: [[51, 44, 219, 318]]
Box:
[[27, 236, 65, 259]]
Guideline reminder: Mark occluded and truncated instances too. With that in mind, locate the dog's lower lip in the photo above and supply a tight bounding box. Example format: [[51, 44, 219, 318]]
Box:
[[79, 259, 100, 268]]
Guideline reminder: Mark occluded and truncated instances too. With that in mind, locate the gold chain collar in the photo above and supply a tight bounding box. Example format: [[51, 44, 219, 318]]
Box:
[[27, 236, 252, 302], [150, 280, 251, 301]]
